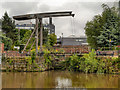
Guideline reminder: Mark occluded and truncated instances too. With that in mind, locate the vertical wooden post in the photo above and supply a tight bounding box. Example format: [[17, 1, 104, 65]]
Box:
[[62, 33, 63, 47], [39, 18, 42, 53], [36, 17, 38, 55], [118, 1, 120, 58], [49, 17, 52, 34]]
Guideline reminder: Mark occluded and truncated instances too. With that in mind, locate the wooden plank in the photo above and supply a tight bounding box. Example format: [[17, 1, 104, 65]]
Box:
[[22, 24, 37, 53], [49, 17, 52, 34], [29, 40, 36, 53], [39, 18, 43, 53], [38, 14, 75, 18], [36, 17, 39, 55], [13, 11, 74, 20], [29, 28, 42, 53]]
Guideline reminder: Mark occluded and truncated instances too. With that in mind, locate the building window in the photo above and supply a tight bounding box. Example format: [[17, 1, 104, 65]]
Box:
[[76, 39, 83, 42]]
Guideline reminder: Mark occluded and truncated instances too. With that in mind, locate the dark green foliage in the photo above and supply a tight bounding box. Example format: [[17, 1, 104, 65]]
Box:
[[64, 55, 80, 71], [21, 30, 35, 50], [43, 33, 57, 49], [0, 35, 13, 50], [97, 57, 119, 73], [43, 48, 52, 69], [38, 24, 49, 45], [1, 12, 17, 42], [85, 4, 119, 49], [13, 29, 20, 46], [31, 51, 36, 63], [2, 49, 119, 73], [97, 58, 106, 73], [19, 29, 28, 40], [85, 15, 102, 49], [68, 54, 80, 71], [2, 12, 15, 35], [48, 33, 57, 46], [19, 44, 24, 53], [1, 12, 20, 49], [97, 5, 119, 47], [83, 49, 98, 73], [43, 28, 49, 45], [62, 49, 119, 74], [63, 49, 98, 73]]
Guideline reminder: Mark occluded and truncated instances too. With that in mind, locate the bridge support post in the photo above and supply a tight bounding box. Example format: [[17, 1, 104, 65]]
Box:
[[35, 17, 39, 55], [49, 17, 52, 34], [39, 18, 43, 53]]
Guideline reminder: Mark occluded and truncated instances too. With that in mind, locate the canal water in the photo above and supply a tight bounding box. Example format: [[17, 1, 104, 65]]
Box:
[[2, 70, 119, 88]]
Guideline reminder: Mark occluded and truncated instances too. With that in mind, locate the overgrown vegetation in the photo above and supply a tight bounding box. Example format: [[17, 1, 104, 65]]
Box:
[[21, 30, 35, 50], [43, 48, 53, 70], [62, 49, 119, 74], [0, 35, 13, 50], [48, 33, 57, 46], [2, 48, 119, 73], [30, 33, 57, 70]]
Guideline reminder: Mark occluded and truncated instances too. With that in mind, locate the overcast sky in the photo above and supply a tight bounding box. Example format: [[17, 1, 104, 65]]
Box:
[[0, 0, 119, 37]]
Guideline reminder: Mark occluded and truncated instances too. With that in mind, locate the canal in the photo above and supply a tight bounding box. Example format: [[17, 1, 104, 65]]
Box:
[[1, 70, 119, 88]]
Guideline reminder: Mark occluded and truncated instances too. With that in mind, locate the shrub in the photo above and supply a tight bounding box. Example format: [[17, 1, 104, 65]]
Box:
[[83, 49, 98, 73], [43, 48, 52, 69], [31, 51, 36, 63]]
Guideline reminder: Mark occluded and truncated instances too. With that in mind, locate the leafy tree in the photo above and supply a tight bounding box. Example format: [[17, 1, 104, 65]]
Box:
[[48, 33, 57, 46], [1, 12, 20, 47], [97, 4, 119, 47], [19, 29, 28, 40], [0, 35, 13, 50], [85, 4, 119, 49], [21, 30, 35, 50], [43, 28, 49, 45], [13, 29, 20, 46], [1, 12, 16, 39], [38, 24, 49, 45], [44, 33, 57, 49]]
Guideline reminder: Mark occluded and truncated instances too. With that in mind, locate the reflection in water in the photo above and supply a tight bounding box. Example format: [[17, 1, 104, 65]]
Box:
[[55, 77, 72, 88], [2, 71, 119, 88]]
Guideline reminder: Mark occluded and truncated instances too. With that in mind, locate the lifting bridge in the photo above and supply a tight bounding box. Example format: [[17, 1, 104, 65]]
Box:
[[13, 11, 75, 55]]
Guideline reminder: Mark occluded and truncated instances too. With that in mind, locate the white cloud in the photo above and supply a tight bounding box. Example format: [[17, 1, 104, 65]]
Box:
[[0, 0, 118, 2], [1, 2, 38, 16], [0, 1, 117, 37]]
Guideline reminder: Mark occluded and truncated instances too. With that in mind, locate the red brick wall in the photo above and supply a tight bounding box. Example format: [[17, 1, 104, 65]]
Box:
[[55, 45, 89, 54], [0, 43, 4, 53], [98, 50, 119, 56], [3, 45, 89, 57], [4, 51, 27, 57]]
